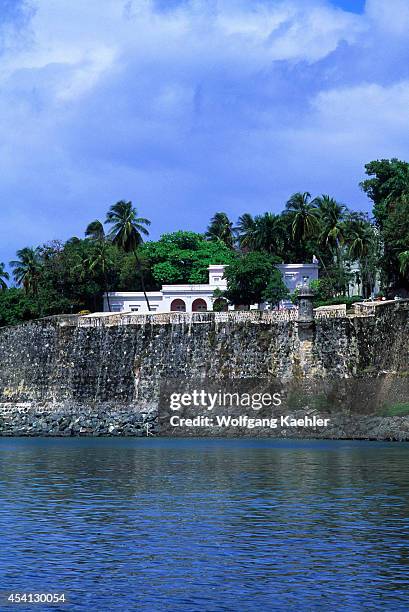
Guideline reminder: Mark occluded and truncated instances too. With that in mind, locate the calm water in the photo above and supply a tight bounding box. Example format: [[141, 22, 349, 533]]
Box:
[[1, 439, 409, 611]]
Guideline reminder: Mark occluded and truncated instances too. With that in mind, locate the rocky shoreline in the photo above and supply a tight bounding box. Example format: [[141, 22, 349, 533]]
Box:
[[0, 403, 159, 437], [1, 402, 409, 440]]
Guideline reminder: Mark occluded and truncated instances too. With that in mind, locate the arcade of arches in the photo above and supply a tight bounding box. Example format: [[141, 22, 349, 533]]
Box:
[[170, 298, 229, 312]]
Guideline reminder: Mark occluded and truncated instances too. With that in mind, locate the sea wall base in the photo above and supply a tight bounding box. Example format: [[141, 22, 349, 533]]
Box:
[[1, 402, 409, 441]]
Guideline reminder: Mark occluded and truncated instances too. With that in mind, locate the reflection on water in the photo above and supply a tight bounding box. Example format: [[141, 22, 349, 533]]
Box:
[[1, 439, 409, 610]]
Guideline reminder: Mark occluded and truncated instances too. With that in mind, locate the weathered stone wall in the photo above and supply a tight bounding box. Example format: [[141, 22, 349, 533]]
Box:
[[0, 303, 408, 437], [0, 316, 297, 402]]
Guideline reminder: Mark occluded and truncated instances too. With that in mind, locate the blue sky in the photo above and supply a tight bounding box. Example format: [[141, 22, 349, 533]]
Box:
[[332, 0, 365, 12], [1, 0, 409, 265]]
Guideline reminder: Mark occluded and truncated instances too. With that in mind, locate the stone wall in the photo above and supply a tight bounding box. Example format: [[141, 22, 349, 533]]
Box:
[[0, 302, 408, 437]]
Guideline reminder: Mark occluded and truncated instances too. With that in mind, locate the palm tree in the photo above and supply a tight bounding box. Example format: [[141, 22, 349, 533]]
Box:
[[85, 240, 114, 312], [85, 220, 105, 240], [285, 192, 320, 242], [206, 212, 235, 248], [399, 251, 409, 277], [10, 247, 42, 295], [345, 213, 378, 297], [346, 214, 374, 261], [0, 262, 9, 290], [105, 200, 151, 310], [315, 195, 347, 265], [240, 213, 284, 255], [236, 213, 256, 250]]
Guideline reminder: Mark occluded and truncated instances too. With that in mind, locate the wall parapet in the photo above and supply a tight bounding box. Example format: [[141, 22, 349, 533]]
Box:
[[353, 299, 409, 317], [314, 305, 347, 319], [27, 298, 409, 329], [78, 309, 300, 327]]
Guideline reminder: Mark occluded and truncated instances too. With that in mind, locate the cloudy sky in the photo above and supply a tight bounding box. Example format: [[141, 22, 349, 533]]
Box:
[[1, 0, 409, 264]]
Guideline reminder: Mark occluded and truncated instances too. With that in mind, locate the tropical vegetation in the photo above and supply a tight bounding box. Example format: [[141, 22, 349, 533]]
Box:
[[1, 158, 409, 326]]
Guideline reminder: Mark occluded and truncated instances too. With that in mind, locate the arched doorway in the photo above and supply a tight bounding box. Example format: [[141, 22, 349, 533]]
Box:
[[213, 298, 228, 312], [170, 298, 186, 312], [192, 298, 207, 312]]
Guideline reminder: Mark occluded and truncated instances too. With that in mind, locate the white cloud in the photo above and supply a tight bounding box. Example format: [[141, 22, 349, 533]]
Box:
[[266, 4, 364, 62], [312, 81, 409, 135], [0, 0, 409, 263], [0, 0, 364, 101], [366, 0, 409, 35]]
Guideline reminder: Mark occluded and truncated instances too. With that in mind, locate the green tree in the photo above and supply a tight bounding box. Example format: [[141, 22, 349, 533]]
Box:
[[310, 278, 336, 303], [346, 214, 372, 261], [278, 212, 323, 265], [105, 200, 151, 310], [345, 213, 379, 297], [316, 195, 347, 262], [0, 288, 39, 327], [223, 252, 279, 307], [314, 195, 348, 291], [239, 212, 284, 256], [285, 192, 320, 242], [212, 288, 228, 311], [399, 251, 409, 277], [309, 278, 361, 308], [38, 240, 101, 314], [236, 213, 256, 250], [206, 212, 236, 248], [361, 159, 409, 290], [0, 262, 9, 291], [85, 220, 105, 240], [10, 247, 42, 295], [84, 240, 115, 311], [262, 269, 289, 307], [141, 231, 235, 286], [361, 158, 409, 229]]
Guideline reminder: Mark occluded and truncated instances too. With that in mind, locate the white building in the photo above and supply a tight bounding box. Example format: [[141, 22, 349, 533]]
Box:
[[276, 263, 319, 293], [104, 262, 319, 314], [347, 261, 380, 298]]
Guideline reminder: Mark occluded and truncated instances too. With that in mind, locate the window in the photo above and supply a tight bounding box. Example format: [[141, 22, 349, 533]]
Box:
[[130, 306, 140, 312], [213, 276, 220, 282], [192, 298, 207, 312], [171, 299, 186, 312], [112, 305, 121, 312]]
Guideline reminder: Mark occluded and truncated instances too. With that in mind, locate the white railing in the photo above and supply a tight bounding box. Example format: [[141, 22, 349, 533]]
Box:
[[77, 309, 300, 327], [72, 299, 409, 328], [314, 305, 347, 319]]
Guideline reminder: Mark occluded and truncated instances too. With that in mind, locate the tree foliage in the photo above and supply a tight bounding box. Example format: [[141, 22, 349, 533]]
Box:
[[142, 231, 235, 285], [206, 212, 236, 248], [0, 262, 9, 291], [361, 159, 409, 290], [106, 200, 152, 309], [5, 159, 409, 326], [262, 270, 289, 307], [223, 252, 280, 307]]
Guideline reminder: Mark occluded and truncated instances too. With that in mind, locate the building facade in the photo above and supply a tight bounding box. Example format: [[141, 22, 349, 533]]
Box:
[[104, 262, 319, 313], [276, 263, 319, 293], [347, 261, 381, 298]]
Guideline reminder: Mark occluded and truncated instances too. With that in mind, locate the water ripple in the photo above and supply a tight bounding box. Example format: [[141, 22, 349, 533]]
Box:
[[1, 439, 409, 610]]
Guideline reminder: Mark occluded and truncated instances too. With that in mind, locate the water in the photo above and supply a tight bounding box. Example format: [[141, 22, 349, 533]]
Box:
[[1, 439, 409, 611]]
